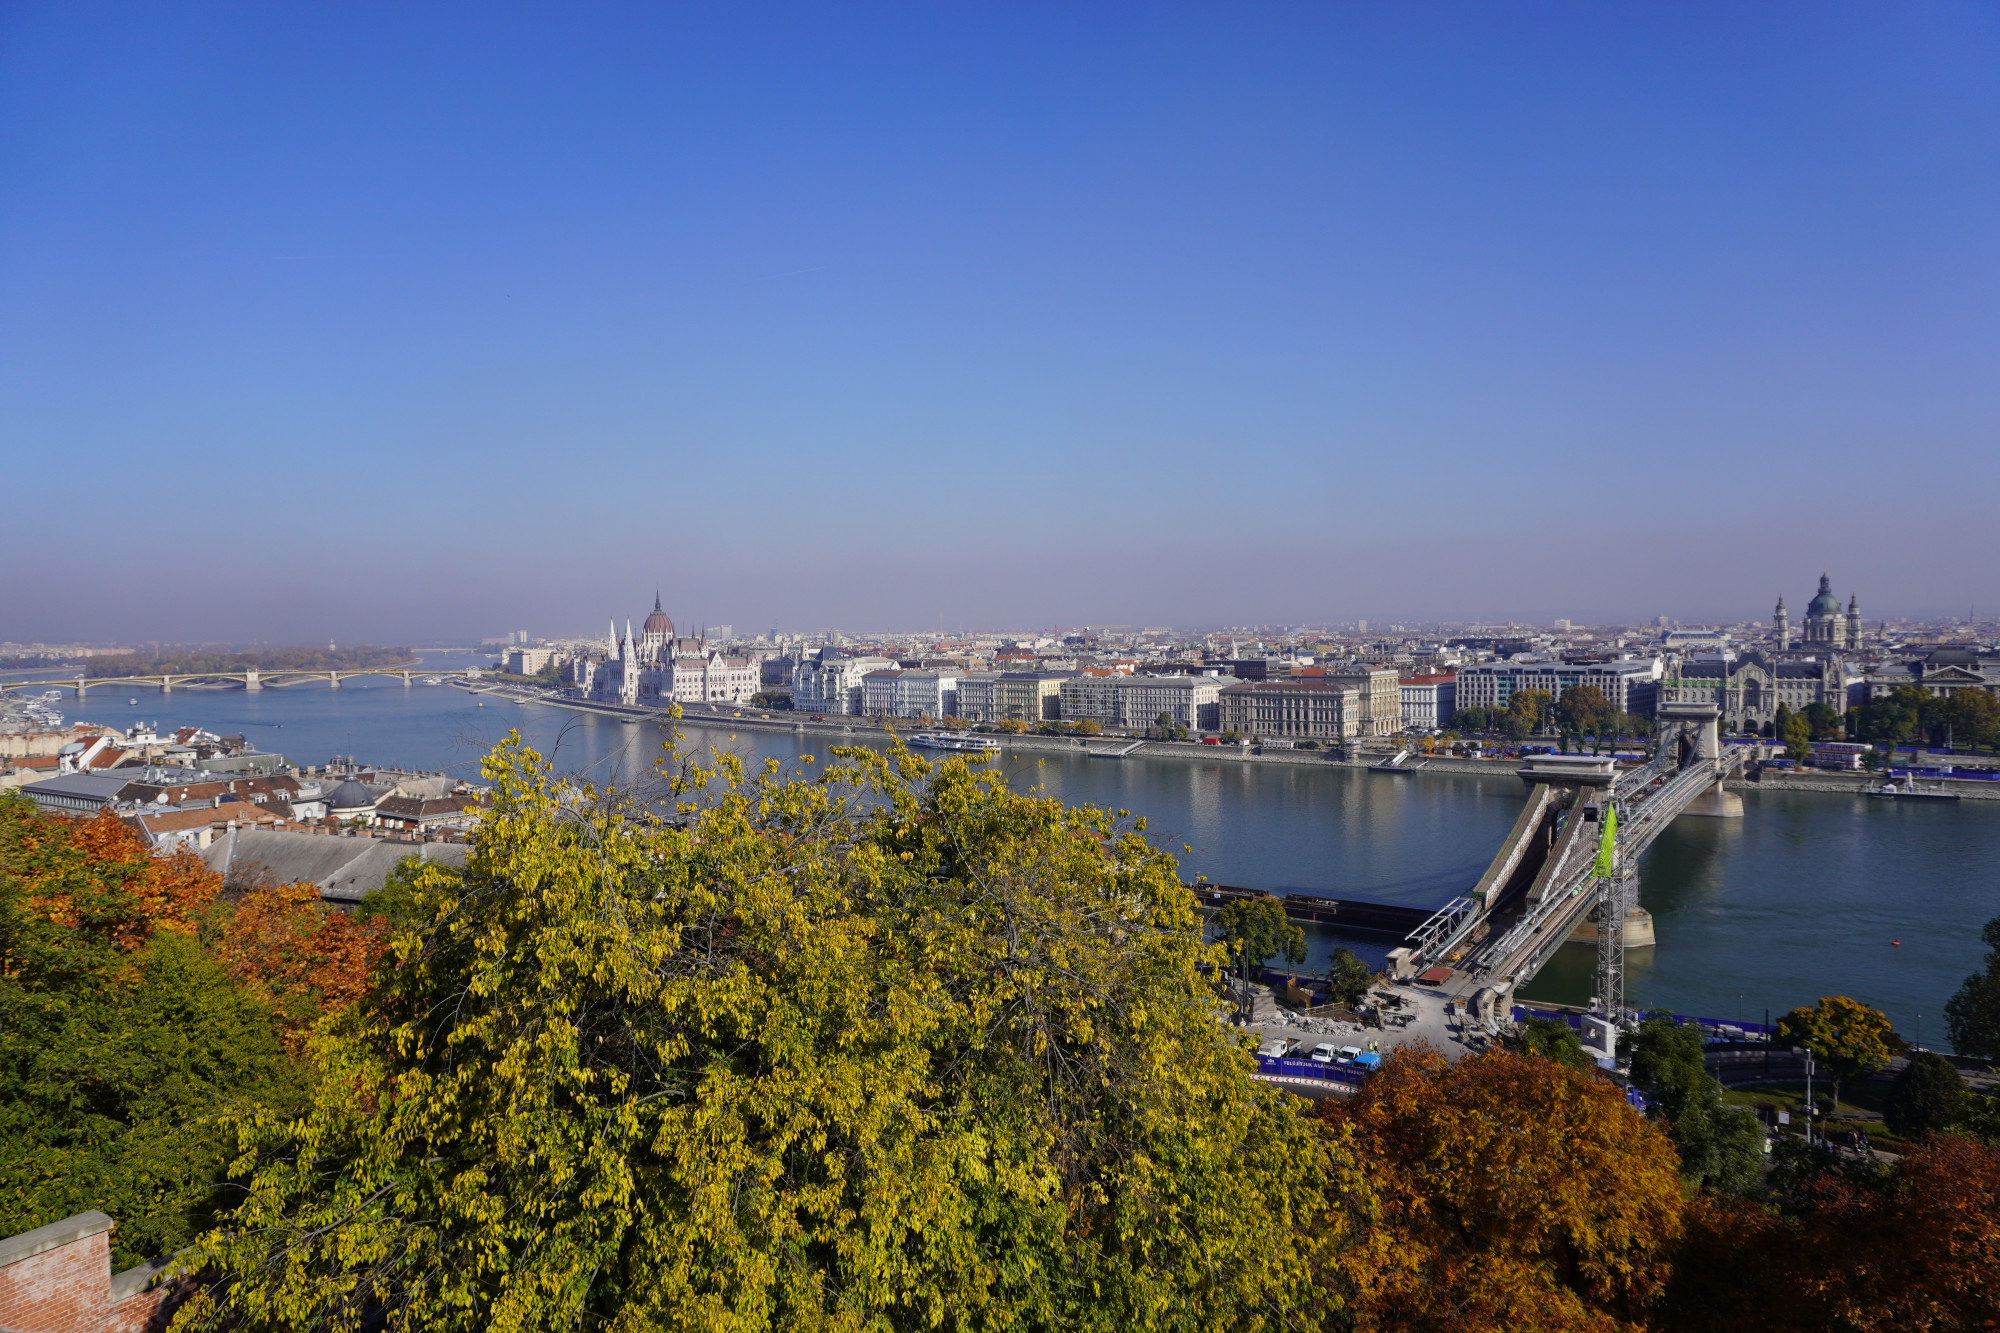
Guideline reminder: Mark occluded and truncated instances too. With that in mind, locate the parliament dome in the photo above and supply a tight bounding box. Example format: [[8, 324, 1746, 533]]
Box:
[[642, 594, 674, 638]]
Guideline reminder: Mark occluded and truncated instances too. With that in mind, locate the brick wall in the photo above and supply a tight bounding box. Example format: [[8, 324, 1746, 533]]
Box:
[[0, 1212, 189, 1333]]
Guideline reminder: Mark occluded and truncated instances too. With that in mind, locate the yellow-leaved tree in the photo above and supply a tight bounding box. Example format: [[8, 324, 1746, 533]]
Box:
[[181, 732, 1373, 1332]]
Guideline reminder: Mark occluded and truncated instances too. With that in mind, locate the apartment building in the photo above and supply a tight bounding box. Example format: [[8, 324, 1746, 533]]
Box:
[[995, 672, 1068, 723], [1217, 679, 1360, 741]]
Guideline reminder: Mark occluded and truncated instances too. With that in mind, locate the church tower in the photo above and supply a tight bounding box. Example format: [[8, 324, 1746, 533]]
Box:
[[1847, 593, 1861, 650], [1774, 594, 1790, 651]]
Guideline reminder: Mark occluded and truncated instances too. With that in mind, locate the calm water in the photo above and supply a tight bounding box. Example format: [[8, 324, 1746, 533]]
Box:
[[16, 655, 1999, 1046]]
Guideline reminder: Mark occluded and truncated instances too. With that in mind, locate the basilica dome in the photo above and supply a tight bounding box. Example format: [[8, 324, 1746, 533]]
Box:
[[1806, 574, 1841, 618], [642, 594, 674, 638]]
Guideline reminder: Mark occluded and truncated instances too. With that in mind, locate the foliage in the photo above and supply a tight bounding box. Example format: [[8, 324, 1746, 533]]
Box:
[[184, 736, 1369, 1332], [1508, 688, 1554, 736], [1323, 946, 1374, 1007], [1776, 704, 1812, 763], [206, 881, 386, 1048], [1145, 711, 1189, 741], [748, 691, 792, 710], [1068, 718, 1102, 736], [1958, 1088, 2000, 1145], [996, 717, 1029, 733], [1945, 913, 2000, 1059], [82, 644, 412, 678], [1507, 1014, 1595, 1072], [1801, 701, 1843, 741], [1883, 1052, 1966, 1140], [1624, 1016, 1764, 1195], [1322, 1046, 1686, 1330], [1556, 685, 1613, 735], [1214, 894, 1305, 986], [1663, 1134, 2000, 1332], [0, 797, 308, 1267], [1777, 996, 1895, 1106], [1852, 682, 2000, 752]]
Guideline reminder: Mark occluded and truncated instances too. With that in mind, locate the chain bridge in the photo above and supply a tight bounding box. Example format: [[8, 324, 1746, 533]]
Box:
[[1389, 701, 1747, 1056]]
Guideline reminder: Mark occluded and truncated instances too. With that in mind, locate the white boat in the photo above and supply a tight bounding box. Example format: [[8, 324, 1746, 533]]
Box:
[[908, 731, 1002, 753]]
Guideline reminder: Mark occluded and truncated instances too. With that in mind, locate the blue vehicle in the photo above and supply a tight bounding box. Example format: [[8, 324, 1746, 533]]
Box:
[[1351, 1051, 1383, 1073]]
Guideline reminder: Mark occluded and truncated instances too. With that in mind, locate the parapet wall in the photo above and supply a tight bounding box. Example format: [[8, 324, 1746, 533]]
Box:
[[0, 1211, 189, 1333]]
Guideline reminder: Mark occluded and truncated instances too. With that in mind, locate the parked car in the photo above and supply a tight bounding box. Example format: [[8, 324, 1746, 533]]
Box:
[[1352, 1051, 1382, 1072], [1335, 1046, 1363, 1064], [1309, 1043, 1340, 1064], [1256, 1037, 1291, 1059]]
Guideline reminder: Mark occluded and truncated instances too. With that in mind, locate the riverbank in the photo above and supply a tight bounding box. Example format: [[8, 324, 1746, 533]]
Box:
[[1729, 770, 2000, 801], [454, 683, 1547, 778]]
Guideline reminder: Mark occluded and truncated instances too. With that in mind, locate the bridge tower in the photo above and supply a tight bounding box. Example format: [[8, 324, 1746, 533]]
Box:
[[1654, 700, 1719, 768], [244, 668, 262, 692]]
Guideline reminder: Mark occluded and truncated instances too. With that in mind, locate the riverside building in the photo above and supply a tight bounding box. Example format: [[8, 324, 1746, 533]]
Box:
[[1217, 679, 1360, 742]]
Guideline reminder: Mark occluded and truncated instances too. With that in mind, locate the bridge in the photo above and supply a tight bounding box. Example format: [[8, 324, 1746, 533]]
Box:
[[0, 668, 485, 698], [1386, 701, 1749, 1058]]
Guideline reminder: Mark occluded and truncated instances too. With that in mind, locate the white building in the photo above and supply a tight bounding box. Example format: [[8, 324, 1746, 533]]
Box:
[[1398, 673, 1457, 731], [860, 669, 959, 720], [791, 650, 896, 715]]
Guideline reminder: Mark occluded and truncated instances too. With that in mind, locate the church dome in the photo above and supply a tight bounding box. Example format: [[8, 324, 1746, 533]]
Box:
[[1806, 574, 1841, 618], [642, 594, 674, 638], [327, 779, 377, 815]]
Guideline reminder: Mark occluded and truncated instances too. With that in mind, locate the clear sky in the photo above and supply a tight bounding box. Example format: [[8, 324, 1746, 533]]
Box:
[[4, 3, 1996, 643]]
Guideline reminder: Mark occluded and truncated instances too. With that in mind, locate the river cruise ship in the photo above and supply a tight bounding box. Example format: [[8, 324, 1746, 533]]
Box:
[[907, 732, 1003, 754]]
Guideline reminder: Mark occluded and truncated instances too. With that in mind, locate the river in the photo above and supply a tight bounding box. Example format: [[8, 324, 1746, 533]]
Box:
[[12, 653, 1998, 1047]]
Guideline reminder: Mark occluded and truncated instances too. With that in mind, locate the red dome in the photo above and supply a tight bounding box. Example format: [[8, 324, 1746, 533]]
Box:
[[643, 594, 673, 637]]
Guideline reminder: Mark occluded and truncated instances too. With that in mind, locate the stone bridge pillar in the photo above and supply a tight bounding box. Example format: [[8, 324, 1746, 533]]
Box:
[[160, 675, 172, 693], [244, 669, 262, 692], [402, 672, 412, 688], [328, 672, 341, 690], [75, 676, 87, 698], [1655, 701, 1720, 769]]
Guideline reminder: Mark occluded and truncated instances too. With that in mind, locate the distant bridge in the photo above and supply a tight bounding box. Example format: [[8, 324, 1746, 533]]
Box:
[[0, 668, 485, 698]]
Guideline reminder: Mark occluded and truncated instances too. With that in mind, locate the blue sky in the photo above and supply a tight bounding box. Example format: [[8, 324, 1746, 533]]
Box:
[[4, 3, 1996, 642]]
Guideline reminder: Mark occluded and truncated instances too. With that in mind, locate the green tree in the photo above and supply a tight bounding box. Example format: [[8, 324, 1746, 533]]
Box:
[[1777, 996, 1895, 1109], [1624, 1016, 1764, 1195], [1506, 1015, 1594, 1072], [1777, 704, 1812, 763], [1882, 1051, 1966, 1140], [1554, 685, 1612, 735], [1944, 686, 2000, 751], [0, 794, 305, 1267], [186, 737, 1365, 1331], [1323, 946, 1374, 1007], [1945, 913, 2000, 1060], [1214, 895, 1306, 993], [1145, 711, 1188, 741], [1801, 701, 1843, 741]]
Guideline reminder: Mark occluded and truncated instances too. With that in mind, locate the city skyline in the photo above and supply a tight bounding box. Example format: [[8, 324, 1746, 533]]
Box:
[[6, 4, 1999, 642]]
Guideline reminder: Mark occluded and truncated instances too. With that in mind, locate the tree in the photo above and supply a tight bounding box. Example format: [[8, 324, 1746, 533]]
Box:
[[1324, 946, 1374, 1007], [1883, 1051, 1966, 1140], [1944, 686, 2000, 751], [1945, 913, 2000, 1060], [186, 737, 1369, 1331], [1507, 1015, 1595, 1072], [1214, 895, 1305, 993], [1777, 704, 1813, 763], [1777, 996, 1895, 1108], [1625, 1015, 1764, 1195], [1801, 701, 1843, 742], [1555, 685, 1612, 736], [1508, 688, 1553, 736], [0, 796, 306, 1268], [1321, 1047, 1686, 1330], [1145, 711, 1187, 741]]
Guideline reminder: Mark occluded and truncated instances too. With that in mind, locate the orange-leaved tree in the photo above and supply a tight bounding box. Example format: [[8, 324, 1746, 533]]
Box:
[[1322, 1045, 1686, 1332]]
